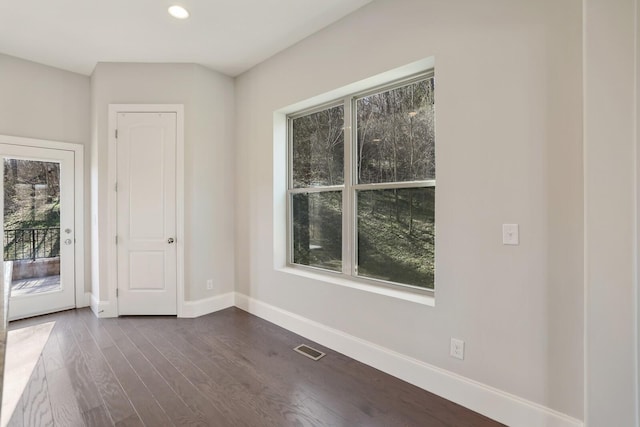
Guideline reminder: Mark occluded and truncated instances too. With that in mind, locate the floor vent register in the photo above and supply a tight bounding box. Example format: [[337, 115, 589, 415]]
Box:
[[294, 344, 326, 361]]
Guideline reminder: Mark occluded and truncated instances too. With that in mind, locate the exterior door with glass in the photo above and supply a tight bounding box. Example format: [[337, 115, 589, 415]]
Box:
[[1, 144, 75, 320]]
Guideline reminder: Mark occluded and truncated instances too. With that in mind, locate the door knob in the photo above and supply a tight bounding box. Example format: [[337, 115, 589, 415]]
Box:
[[167, 238, 175, 244]]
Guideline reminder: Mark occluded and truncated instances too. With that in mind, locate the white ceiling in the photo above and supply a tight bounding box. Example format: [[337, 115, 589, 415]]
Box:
[[0, 0, 372, 76]]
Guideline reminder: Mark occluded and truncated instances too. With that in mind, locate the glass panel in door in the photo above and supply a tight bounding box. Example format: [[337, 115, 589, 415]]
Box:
[[4, 159, 61, 296]]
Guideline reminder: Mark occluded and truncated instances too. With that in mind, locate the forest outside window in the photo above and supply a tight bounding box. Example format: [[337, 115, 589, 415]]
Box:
[[288, 72, 435, 291]]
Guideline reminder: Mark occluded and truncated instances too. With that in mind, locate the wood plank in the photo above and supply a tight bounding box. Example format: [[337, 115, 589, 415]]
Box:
[[42, 328, 85, 426], [45, 367, 86, 426], [101, 320, 208, 427], [21, 356, 54, 427], [40, 327, 64, 373], [77, 312, 172, 427], [136, 320, 273, 427], [77, 309, 117, 350], [82, 405, 113, 427], [53, 315, 104, 414], [5, 395, 23, 427], [116, 319, 229, 424], [114, 413, 144, 427], [71, 323, 137, 424], [131, 319, 287, 427], [100, 341, 174, 427]]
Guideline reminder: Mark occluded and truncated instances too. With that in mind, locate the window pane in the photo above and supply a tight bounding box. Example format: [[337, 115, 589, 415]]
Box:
[[292, 105, 344, 188], [292, 191, 342, 271], [4, 159, 62, 295], [356, 78, 435, 184], [357, 187, 434, 289]]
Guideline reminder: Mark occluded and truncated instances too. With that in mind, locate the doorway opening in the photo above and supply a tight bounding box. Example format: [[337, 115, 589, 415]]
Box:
[[107, 104, 185, 316], [0, 135, 84, 321]]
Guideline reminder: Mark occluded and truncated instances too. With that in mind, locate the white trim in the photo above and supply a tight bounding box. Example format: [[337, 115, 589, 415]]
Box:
[[278, 266, 434, 306], [0, 134, 85, 313], [180, 292, 235, 318], [107, 105, 185, 317], [81, 291, 92, 308], [90, 293, 117, 318], [234, 293, 583, 427], [73, 144, 85, 309], [0, 135, 82, 152]]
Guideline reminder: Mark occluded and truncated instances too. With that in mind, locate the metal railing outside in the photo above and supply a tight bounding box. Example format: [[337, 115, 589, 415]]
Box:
[[3, 227, 60, 261]]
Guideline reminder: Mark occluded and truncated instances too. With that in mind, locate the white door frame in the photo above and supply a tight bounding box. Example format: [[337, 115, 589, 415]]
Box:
[[0, 134, 85, 310], [108, 104, 185, 317]]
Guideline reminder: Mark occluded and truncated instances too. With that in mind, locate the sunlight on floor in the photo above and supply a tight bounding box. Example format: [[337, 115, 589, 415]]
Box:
[[1, 321, 55, 427], [10, 275, 61, 296]]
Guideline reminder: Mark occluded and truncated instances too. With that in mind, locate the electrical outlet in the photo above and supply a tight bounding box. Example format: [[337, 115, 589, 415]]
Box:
[[502, 223, 519, 245], [450, 338, 465, 360], [206, 279, 213, 290]]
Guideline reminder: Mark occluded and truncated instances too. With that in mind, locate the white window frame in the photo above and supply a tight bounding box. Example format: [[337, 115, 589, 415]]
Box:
[[286, 71, 435, 295]]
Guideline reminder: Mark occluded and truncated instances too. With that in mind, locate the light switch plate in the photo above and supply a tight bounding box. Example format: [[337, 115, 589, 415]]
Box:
[[502, 223, 519, 245]]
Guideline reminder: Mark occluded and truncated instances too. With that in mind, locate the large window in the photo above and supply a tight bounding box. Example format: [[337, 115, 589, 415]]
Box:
[[288, 72, 435, 290]]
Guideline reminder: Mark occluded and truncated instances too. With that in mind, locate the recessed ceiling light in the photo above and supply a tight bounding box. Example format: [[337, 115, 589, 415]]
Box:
[[168, 5, 190, 19]]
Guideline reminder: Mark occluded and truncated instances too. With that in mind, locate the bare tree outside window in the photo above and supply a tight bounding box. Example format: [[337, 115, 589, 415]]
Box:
[[288, 73, 435, 290], [356, 79, 435, 184], [291, 106, 344, 270], [355, 78, 435, 289], [292, 106, 344, 188], [4, 159, 61, 261]]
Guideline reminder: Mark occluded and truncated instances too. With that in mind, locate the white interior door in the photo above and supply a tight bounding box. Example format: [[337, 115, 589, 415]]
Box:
[[1, 144, 76, 320], [117, 112, 177, 315]]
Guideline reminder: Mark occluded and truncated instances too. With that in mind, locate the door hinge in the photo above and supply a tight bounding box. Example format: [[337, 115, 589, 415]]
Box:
[[115, 129, 118, 139], [115, 235, 118, 244], [114, 182, 118, 192], [116, 288, 119, 297]]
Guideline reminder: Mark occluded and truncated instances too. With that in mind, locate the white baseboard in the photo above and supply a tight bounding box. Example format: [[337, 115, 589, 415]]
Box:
[[234, 293, 583, 427], [90, 293, 117, 318], [88, 292, 234, 319], [180, 292, 235, 318]]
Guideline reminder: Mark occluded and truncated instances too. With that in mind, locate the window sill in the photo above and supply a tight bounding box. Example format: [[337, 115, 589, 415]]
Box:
[[277, 266, 435, 307]]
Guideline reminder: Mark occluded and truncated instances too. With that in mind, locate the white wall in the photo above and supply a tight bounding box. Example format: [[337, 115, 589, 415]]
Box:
[[91, 63, 235, 305], [235, 0, 584, 421], [584, 0, 639, 425], [0, 53, 92, 294]]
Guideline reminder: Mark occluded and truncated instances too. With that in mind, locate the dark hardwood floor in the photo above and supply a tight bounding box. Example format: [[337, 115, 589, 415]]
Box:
[[3, 307, 503, 426]]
